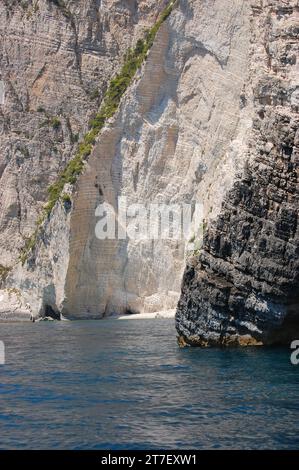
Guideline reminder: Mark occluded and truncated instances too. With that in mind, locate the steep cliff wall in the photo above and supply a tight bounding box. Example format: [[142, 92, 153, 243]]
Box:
[[1, 0, 298, 333], [0, 0, 168, 318], [0, 0, 167, 266], [61, 0, 252, 318], [176, 0, 299, 346], [2, 0, 253, 319]]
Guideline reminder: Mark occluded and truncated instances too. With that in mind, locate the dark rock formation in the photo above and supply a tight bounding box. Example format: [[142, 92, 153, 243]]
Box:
[[176, 0, 299, 346]]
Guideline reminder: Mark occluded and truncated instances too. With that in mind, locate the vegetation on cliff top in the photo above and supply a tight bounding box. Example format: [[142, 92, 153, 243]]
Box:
[[19, 0, 177, 265]]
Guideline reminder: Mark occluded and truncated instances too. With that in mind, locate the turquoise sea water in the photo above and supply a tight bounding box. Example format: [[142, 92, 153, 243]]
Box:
[[0, 318, 298, 449]]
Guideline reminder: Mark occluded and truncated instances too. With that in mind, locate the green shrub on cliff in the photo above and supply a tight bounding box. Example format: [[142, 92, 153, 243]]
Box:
[[0, 264, 11, 282], [90, 89, 100, 100], [51, 116, 61, 130], [20, 232, 38, 265], [61, 193, 71, 204]]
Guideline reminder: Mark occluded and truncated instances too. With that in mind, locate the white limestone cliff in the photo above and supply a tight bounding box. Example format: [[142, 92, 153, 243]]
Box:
[[1, 0, 254, 319], [2, 0, 296, 326]]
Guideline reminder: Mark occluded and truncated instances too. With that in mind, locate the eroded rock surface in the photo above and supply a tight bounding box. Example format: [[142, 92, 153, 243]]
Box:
[[0, 0, 168, 318], [176, 0, 299, 346], [0, 0, 167, 265], [61, 0, 252, 318]]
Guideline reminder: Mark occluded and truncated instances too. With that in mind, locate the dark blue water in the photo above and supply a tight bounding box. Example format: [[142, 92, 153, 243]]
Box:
[[0, 318, 298, 449]]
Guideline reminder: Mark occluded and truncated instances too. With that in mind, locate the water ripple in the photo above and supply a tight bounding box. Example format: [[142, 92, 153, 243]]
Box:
[[0, 319, 298, 449]]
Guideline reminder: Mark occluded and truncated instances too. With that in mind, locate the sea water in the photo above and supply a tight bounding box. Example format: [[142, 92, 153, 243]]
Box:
[[0, 318, 298, 449]]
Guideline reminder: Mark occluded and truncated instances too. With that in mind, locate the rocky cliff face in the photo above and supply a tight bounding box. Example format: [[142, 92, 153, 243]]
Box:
[[59, 0, 252, 318], [0, 0, 168, 318], [176, 0, 299, 346], [2, 0, 252, 320], [0, 0, 167, 266], [0, 0, 298, 336]]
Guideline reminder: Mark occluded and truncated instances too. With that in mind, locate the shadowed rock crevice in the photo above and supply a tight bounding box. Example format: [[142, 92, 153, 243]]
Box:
[[44, 304, 61, 320]]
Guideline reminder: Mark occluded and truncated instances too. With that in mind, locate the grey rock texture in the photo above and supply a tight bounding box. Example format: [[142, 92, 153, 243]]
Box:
[[0, 0, 167, 266], [3, 0, 253, 320], [0, 0, 168, 319], [176, 0, 299, 346], [59, 0, 252, 318], [1, 0, 252, 318]]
